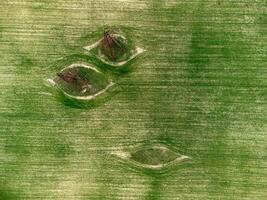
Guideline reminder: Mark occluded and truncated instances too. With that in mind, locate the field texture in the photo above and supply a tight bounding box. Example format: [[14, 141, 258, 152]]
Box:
[[0, 0, 266, 199]]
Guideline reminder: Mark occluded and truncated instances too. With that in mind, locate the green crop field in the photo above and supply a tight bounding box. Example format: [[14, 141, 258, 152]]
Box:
[[0, 0, 266, 199]]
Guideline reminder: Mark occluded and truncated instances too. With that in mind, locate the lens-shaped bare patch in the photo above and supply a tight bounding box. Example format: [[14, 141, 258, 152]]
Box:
[[112, 144, 190, 170], [83, 30, 145, 67], [46, 63, 115, 107]]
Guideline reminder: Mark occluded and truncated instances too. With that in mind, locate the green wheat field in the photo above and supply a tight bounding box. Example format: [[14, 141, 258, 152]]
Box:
[[0, 0, 266, 199]]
